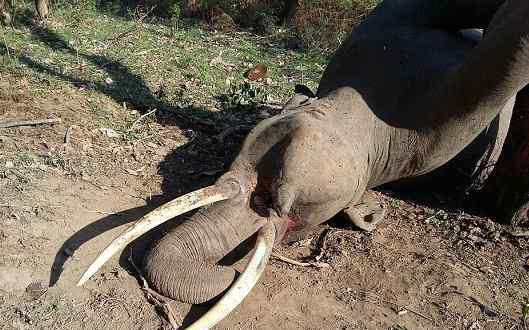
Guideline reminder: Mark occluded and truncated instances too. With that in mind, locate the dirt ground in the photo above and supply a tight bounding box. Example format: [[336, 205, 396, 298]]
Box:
[[1, 70, 529, 330]]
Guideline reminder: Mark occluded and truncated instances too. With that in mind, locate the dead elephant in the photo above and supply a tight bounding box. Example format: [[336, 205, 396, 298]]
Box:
[[78, 0, 529, 328]]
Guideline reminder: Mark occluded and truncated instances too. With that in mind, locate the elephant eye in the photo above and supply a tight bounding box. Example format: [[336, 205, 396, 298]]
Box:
[[250, 192, 272, 217]]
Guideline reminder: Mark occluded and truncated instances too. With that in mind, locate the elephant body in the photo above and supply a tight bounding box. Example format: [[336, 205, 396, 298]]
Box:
[[140, 0, 529, 308], [317, 2, 513, 194]]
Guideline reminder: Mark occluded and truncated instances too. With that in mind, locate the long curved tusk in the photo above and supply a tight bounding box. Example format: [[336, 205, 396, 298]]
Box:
[[186, 221, 276, 330], [77, 181, 240, 287]]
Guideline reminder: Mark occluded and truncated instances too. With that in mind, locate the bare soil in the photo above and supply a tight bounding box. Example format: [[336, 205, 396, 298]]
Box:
[[1, 74, 529, 330]]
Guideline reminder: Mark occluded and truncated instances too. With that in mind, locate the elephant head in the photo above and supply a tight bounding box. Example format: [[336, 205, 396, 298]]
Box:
[[77, 88, 369, 328]]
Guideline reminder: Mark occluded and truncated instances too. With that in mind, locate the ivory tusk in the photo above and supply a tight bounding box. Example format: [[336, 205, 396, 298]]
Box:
[[186, 221, 276, 330], [77, 181, 239, 286]]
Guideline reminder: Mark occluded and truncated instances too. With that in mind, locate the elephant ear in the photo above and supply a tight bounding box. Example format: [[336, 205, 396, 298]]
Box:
[[282, 84, 317, 112]]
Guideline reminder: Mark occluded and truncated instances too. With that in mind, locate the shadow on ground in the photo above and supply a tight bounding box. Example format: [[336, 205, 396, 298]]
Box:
[[2, 12, 284, 326]]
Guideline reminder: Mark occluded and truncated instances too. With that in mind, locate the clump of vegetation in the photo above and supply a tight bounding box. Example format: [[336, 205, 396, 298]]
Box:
[[168, 2, 181, 36], [522, 301, 529, 327], [391, 325, 409, 330], [290, 0, 379, 50], [218, 81, 270, 112], [133, 0, 379, 51]]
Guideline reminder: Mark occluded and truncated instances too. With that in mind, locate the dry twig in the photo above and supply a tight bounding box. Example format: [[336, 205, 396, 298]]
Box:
[[360, 290, 434, 323], [86, 210, 125, 216], [2, 32, 10, 59], [257, 102, 284, 111], [0, 118, 61, 129], [314, 228, 341, 262], [128, 254, 181, 329], [64, 126, 73, 145], [423, 210, 443, 223], [446, 253, 481, 273], [8, 168, 30, 182], [508, 229, 529, 238], [103, 6, 156, 43], [128, 108, 157, 132], [271, 252, 329, 268]]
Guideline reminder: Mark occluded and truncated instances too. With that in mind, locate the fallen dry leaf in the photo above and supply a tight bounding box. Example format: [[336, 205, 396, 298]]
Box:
[[245, 64, 268, 81]]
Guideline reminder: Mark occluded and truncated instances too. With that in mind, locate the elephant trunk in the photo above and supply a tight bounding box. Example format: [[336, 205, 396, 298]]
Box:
[[143, 207, 265, 304], [77, 175, 277, 328]]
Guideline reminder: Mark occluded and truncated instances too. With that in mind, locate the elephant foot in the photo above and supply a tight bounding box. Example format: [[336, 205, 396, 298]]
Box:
[[342, 192, 386, 232]]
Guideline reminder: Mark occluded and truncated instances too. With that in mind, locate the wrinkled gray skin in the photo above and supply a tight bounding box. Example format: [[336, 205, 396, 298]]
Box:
[[144, 0, 529, 304]]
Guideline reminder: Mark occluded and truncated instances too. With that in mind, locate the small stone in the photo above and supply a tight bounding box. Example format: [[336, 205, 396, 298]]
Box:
[[468, 321, 481, 330], [479, 304, 498, 318], [469, 227, 482, 235], [489, 231, 501, 241], [483, 220, 496, 232], [99, 127, 120, 138], [25, 281, 47, 299], [112, 269, 124, 279], [479, 266, 494, 274]]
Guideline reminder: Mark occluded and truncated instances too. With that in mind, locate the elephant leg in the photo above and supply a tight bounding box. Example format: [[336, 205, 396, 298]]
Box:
[[480, 86, 529, 226], [342, 192, 386, 232]]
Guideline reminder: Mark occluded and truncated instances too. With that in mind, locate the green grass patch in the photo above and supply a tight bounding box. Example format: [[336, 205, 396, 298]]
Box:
[[1, 0, 328, 135]]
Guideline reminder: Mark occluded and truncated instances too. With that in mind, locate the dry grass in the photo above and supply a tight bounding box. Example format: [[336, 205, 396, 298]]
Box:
[[118, 0, 379, 51], [291, 0, 379, 50]]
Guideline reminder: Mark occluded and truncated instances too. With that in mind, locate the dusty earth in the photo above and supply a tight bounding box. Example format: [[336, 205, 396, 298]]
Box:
[[1, 74, 529, 330]]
